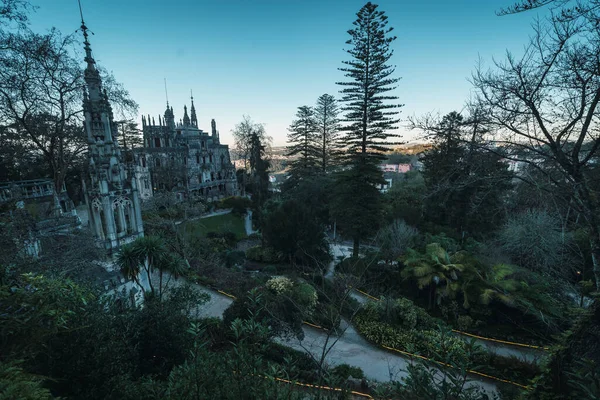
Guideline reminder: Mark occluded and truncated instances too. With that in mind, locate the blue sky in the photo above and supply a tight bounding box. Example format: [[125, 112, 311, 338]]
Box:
[[27, 0, 542, 146]]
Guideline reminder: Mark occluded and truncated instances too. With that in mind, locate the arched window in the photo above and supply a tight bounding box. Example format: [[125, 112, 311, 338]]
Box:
[[156, 158, 161, 167], [209, 154, 213, 163], [196, 153, 200, 164], [154, 137, 161, 147]]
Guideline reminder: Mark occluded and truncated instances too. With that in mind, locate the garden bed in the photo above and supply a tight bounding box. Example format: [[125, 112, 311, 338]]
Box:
[[352, 302, 541, 388]]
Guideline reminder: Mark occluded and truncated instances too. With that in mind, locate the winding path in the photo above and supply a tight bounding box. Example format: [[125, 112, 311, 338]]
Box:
[[182, 280, 498, 394]]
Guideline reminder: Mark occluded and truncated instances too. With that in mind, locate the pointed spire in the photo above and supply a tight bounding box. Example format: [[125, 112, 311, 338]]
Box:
[[164, 104, 175, 130], [183, 105, 190, 126], [79, 1, 96, 73], [211, 119, 217, 136], [158, 115, 162, 126], [164, 78, 169, 108], [190, 90, 198, 128]]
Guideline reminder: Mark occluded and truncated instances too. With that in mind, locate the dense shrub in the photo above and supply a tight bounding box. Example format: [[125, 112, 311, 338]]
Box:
[[219, 196, 252, 216], [245, 245, 285, 263], [263, 265, 278, 275], [353, 299, 541, 387], [335, 256, 372, 276]]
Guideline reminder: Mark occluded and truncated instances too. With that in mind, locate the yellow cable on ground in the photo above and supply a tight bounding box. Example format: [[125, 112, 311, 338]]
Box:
[[303, 320, 329, 331], [451, 330, 549, 350], [216, 289, 237, 299], [269, 376, 374, 399], [381, 344, 530, 390], [213, 283, 528, 391]]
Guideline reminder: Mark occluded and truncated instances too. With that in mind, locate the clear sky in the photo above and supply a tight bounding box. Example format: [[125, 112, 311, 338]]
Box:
[[26, 0, 543, 147]]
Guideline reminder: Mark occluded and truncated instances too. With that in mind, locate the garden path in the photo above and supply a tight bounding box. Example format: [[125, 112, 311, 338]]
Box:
[[245, 209, 257, 236], [177, 277, 498, 395], [173, 208, 232, 226]]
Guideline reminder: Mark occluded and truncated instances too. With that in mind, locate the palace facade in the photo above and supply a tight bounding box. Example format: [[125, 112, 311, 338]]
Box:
[[135, 100, 238, 201]]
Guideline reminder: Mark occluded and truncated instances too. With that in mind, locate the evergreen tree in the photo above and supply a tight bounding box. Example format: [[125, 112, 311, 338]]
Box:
[[284, 105, 320, 189], [332, 2, 402, 257], [313, 94, 341, 173], [418, 111, 513, 236], [249, 131, 270, 227]]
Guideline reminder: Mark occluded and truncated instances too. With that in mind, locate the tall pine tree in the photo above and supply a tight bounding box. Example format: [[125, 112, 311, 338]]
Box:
[[332, 2, 402, 257], [314, 94, 342, 173], [285, 105, 320, 189]]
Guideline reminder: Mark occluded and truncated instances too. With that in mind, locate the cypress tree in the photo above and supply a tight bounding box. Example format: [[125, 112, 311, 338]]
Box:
[[332, 2, 402, 257]]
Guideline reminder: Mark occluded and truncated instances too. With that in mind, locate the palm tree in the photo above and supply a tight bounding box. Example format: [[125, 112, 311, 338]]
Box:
[[480, 263, 519, 307], [131, 236, 166, 297], [401, 243, 464, 309], [116, 236, 168, 298], [156, 252, 186, 300], [445, 251, 486, 309], [116, 243, 145, 294]]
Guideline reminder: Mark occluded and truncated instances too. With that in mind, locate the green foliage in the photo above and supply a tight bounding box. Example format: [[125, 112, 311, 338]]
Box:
[[166, 320, 305, 400], [384, 170, 426, 226], [245, 245, 285, 264], [0, 273, 95, 360], [374, 360, 491, 400], [181, 212, 247, 241], [224, 287, 303, 339], [419, 111, 513, 237], [248, 130, 270, 225], [334, 2, 401, 256], [285, 105, 321, 188], [282, 174, 333, 226], [314, 93, 342, 173], [330, 160, 385, 257], [263, 265, 278, 275], [354, 306, 538, 387], [0, 361, 54, 400], [260, 199, 331, 269], [401, 243, 466, 309], [330, 364, 364, 380], [373, 296, 440, 330], [565, 359, 600, 399], [219, 196, 251, 216]]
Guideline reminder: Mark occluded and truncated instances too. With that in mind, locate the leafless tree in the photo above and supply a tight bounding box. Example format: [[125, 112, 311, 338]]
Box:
[[472, 13, 600, 288], [0, 27, 138, 202], [231, 115, 272, 170]]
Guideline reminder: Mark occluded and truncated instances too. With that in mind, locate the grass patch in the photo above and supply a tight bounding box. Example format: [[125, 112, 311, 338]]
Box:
[[182, 213, 247, 240]]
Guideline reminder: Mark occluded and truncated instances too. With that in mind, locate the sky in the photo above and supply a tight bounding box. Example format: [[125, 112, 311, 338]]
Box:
[[26, 0, 544, 147]]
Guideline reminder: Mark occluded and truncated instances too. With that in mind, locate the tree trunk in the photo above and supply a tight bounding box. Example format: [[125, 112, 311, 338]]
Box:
[[591, 239, 600, 291], [353, 236, 360, 258]]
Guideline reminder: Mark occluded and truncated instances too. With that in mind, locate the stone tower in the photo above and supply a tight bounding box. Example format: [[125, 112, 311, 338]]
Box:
[[80, 19, 144, 251]]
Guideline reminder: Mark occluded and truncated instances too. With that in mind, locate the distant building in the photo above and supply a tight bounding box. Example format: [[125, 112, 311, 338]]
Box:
[[380, 163, 412, 173], [136, 99, 238, 202], [377, 176, 394, 193]]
